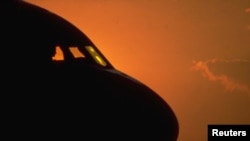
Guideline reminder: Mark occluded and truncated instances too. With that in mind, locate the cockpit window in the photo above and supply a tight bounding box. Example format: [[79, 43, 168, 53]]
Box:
[[85, 45, 107, 67], [52, 45, 109, 68], [52, 46, 64, 60], [69, 46, 85, 58], [52, 46, 85, 61]]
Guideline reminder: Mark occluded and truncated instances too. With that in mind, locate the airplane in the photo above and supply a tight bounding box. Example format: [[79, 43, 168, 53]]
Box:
[[1, 0, 178, 140]]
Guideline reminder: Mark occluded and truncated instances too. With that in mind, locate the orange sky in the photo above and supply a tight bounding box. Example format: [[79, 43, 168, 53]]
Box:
[[26, 0, 250, 141]]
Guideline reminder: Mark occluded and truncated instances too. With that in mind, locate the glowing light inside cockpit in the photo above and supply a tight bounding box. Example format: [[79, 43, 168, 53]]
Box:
[[86, 46, 107, 66]]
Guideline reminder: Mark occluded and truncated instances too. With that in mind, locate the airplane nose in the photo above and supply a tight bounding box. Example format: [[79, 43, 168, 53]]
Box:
[[90, 69, 179, 141], [51, 67, 179, 141], [116, 87, 179, 141]]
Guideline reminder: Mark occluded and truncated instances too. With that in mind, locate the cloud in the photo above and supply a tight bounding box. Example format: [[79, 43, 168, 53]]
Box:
[[190, 58, 250, 96]]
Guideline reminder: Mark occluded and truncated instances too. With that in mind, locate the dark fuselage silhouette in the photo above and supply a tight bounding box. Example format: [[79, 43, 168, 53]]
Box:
[[1, 1, 178, 140]]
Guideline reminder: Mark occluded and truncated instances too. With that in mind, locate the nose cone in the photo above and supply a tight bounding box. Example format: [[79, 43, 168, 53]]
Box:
[[117, 88, 179, 141], [51, 66, 179, 141], [90, 69, 179, 141]]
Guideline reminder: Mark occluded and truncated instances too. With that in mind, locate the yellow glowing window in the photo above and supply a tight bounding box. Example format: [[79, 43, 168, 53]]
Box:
[[85, 46, 107, 66], [52, 46, 64, 60], [69, 46, 85, 58]]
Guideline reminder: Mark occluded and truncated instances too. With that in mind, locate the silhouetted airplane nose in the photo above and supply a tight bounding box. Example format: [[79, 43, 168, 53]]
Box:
[[89, 69, 179, 141], [1, 0, 178, 140]]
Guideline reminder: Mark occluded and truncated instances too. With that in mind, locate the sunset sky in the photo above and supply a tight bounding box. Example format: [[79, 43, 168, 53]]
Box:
[[26, 0, 250, 141]]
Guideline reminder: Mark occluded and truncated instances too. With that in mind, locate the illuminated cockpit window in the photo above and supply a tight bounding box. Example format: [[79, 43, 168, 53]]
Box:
[[52, 46, 64, 60], [85, 46, 107, 67], [69, 46, 85, 58]]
